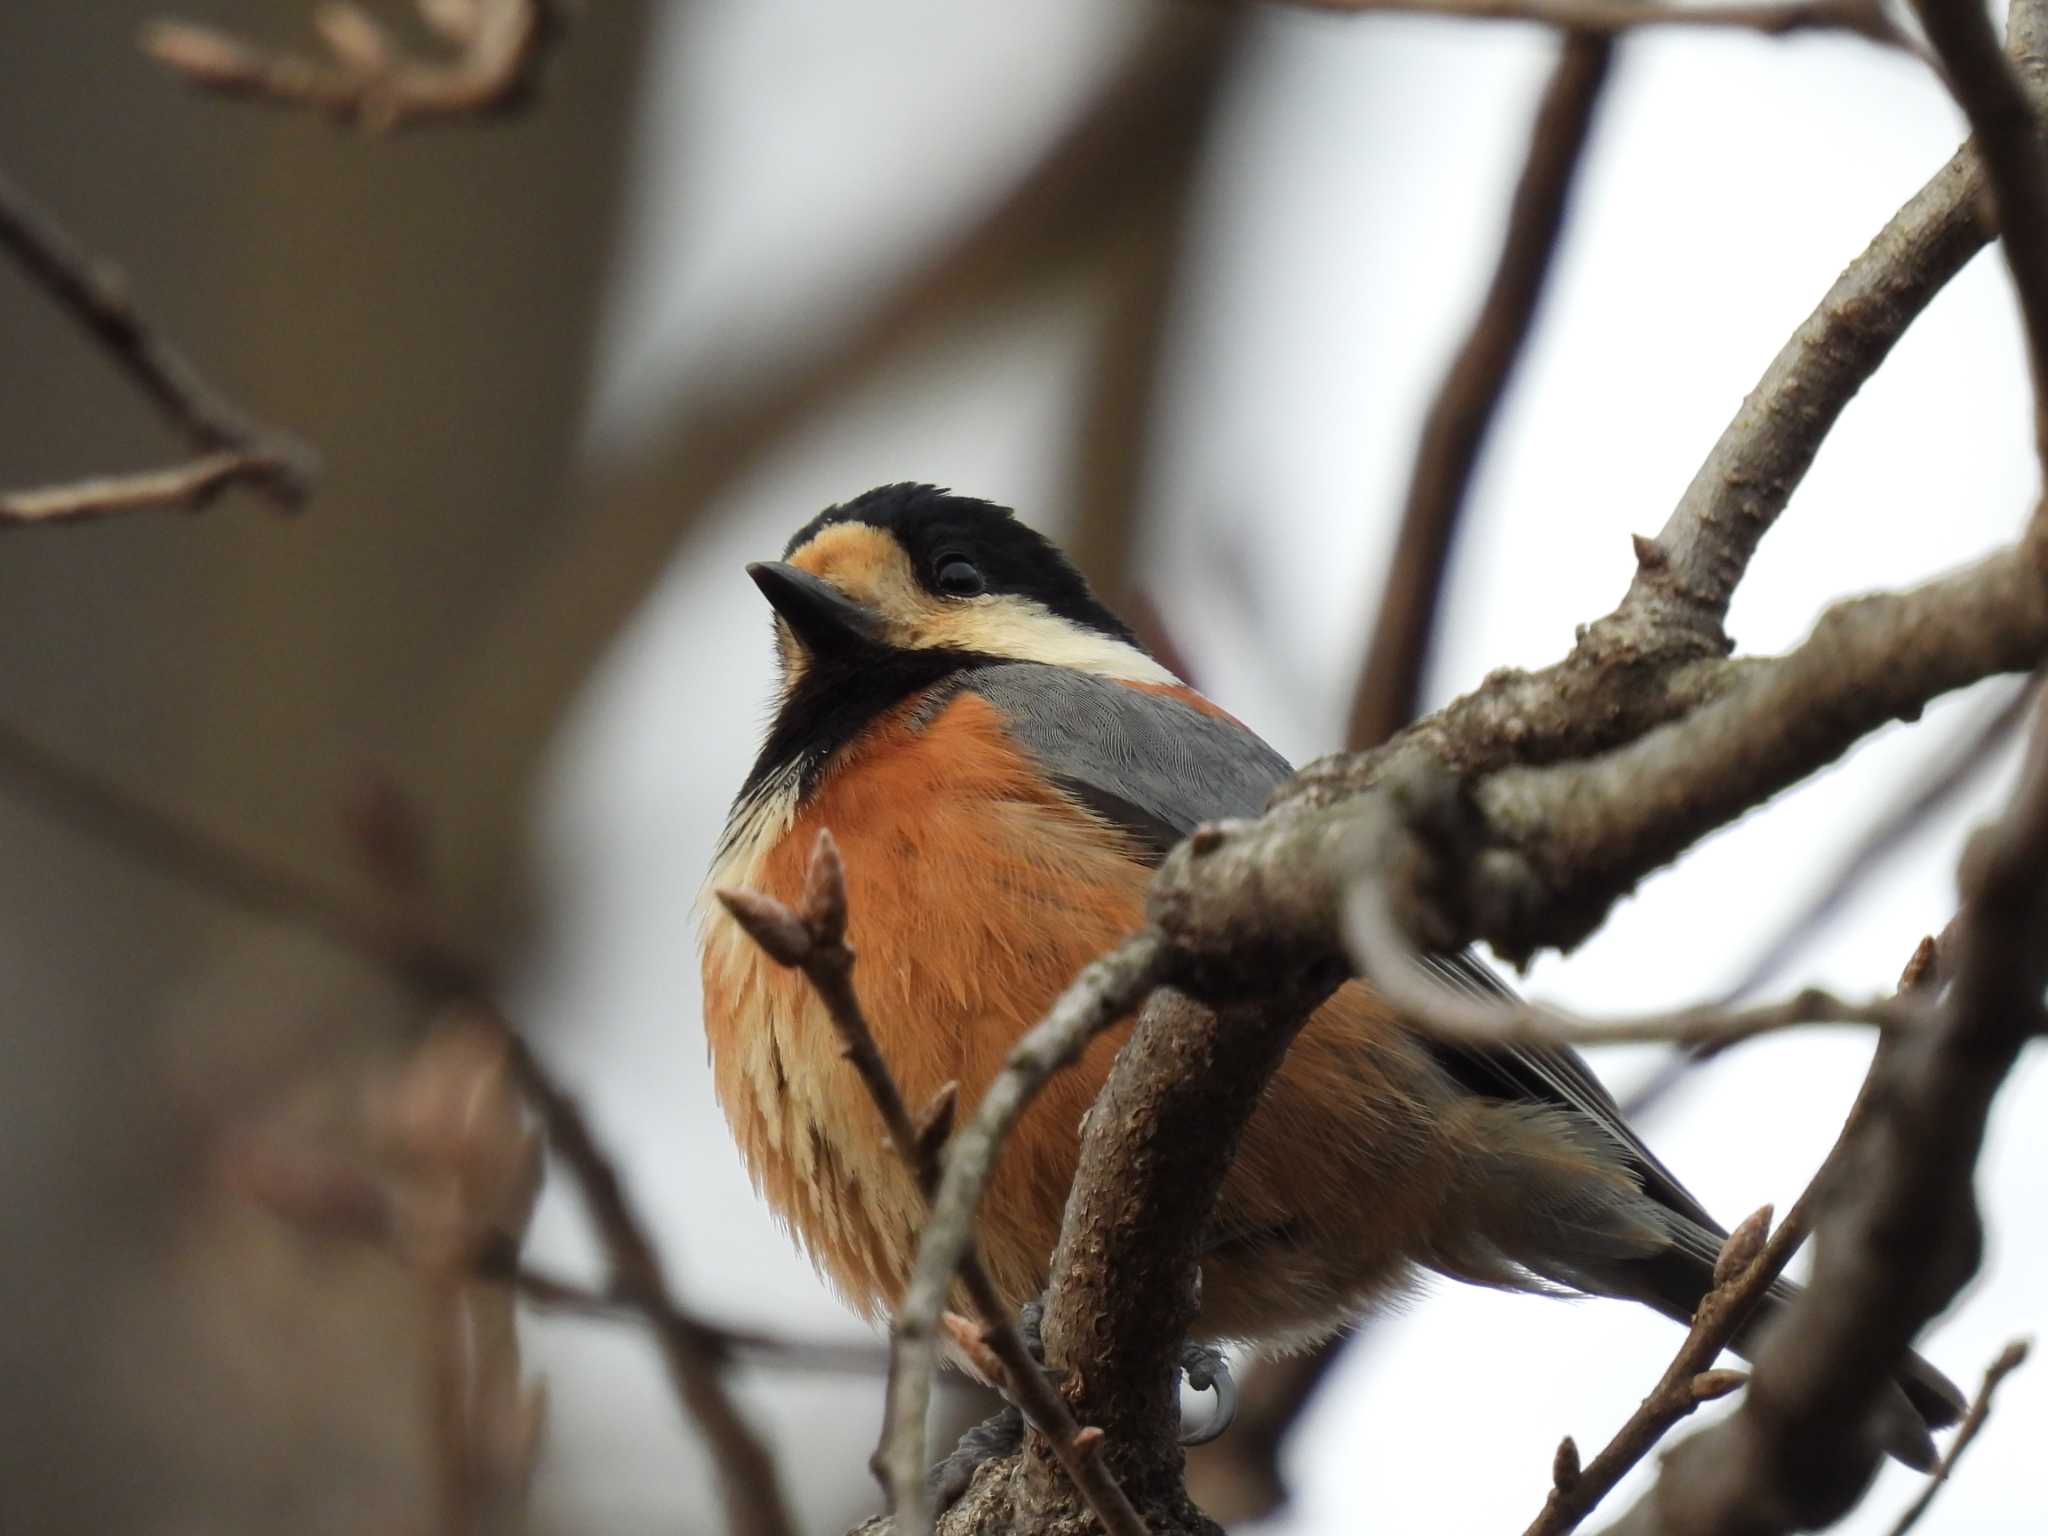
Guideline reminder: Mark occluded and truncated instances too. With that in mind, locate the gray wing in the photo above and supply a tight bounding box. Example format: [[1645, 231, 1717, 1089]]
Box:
[[957, 663, 1292, 845], [957, 661, 1727, 1246]]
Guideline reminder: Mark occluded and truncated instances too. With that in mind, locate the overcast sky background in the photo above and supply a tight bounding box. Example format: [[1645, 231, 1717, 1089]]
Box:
[[515, 4, 2046, 1530]]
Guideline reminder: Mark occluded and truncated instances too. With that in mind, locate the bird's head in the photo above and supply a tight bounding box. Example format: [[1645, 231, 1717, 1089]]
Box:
[[748, 483, 1161, 691]]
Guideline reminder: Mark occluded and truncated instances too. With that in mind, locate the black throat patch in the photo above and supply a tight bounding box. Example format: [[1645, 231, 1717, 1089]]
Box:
[[732, 641, 993, 816]]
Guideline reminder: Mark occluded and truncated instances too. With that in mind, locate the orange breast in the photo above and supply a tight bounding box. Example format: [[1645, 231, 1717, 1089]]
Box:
[[699, 690, 1150, 1319]]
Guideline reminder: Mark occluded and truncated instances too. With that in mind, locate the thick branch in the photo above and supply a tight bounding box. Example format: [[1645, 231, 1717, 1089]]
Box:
[[1348, 35, 1613, 750], [1146, 529, 2046, 987], [1613, 142, 1991, 651], [1028, 990, 1315, 1521]]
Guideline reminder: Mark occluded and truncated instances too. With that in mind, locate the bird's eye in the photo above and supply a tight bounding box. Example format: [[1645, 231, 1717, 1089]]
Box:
[[934, 556, 987, 598]]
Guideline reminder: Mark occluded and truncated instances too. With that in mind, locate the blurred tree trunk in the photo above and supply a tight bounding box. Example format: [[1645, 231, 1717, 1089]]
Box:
[[0, 4, 651, 1529]]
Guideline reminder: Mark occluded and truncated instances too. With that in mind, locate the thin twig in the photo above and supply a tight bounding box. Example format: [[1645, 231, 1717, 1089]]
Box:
[[0, 451, 300, 525], [497, 1258, 893, 1376], [142, 0, 561, 132], [1601, 684, 2048, 1533], [1885, 1338, 2031, 1535], [1525, 1209, 1778, 1536], [0, 167, 314, 521], [1347, 35, 1612, 750], [1526, 938, 1941, 1536], [1281, 0, 1915, 49], [500, 1030, 798, 1536], [0, 713, 793, 1532], [1909, 0, 2048, 471], [891, 934, 1170, 1530], [716, 832, 1149, 1536], [1347, 884, 1922, 1052]]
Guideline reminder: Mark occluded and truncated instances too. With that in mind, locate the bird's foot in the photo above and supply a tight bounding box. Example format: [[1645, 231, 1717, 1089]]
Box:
[[930, 1401, 1023, 1510], [930, 1299, 1237, 1508], [1178, 1339, 1237, 1446]]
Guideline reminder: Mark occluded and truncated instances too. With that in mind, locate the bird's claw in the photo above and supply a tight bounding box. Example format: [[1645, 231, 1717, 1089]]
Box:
[[1177, 1340, 1237, 1446], [930, 1401, 1022, 1509]]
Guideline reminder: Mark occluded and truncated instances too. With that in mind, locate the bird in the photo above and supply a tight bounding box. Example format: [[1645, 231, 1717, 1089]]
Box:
[[697, 482, 1964, 1467]]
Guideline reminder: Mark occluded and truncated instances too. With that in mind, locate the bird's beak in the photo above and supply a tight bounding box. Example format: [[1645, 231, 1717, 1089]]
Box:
[[746, 561, 880, 653]]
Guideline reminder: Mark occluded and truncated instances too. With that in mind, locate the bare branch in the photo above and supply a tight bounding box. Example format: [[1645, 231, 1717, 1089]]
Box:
[[1151, 526, 2048, 996], [1599, 690, 2048, 1534], [1475, 535, 2048, 961], [0, 712, 800, 1531], [0, 450, 301, 525], [0, 167, 314, 520], [1279, 0, 1915, 49], [500, 1028, 798, 1536], [718, 834, 1149, 1536], [1348, 885, 1922, 1052], [1031, 987, 1318, 1522], [494, 1260, 893, 1376], [1885, 1338, 2032, 1536], [1910, 0, 2048, 471], [1524, 936, 1942, 1535], [142, 0, 562, 132], [1348, 36, 1612, 750], [894, 936, 1169, 1525]]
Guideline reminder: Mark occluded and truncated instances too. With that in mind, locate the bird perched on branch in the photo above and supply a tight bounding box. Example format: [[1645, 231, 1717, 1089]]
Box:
[[697, 482, 1963, 1467]]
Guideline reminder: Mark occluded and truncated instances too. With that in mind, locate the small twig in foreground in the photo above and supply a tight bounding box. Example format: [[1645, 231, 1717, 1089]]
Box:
[[143, 0, 562, 132], [1347, 34, 1611, 751], [1523, 937, 1942, 1536], [1523, 1208, 1779, 1536], [0, 168, 314, 523], [1886, 1338, 2031, 1535], [717, 831, 1148, 1536]]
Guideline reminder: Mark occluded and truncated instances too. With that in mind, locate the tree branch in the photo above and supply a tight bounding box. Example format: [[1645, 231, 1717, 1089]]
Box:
[[500, 1028, 799, 1536], [1596, 688, 2048, 1534], [1885, 1338, 2031, 1536], [1524, 937, 1941, 1535], [1910, 0, 2048, 470], [0, 167, 314, 522], [893, 936, 1169, 1527], [1278, 0, 1914, 50], [0, 713, 796, 1534], [142, 0, 563, 132], [1347, 34, 1613, 751]]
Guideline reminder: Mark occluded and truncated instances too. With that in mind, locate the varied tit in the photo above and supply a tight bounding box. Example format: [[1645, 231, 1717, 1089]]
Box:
[[697, 483, 1963, 1465]]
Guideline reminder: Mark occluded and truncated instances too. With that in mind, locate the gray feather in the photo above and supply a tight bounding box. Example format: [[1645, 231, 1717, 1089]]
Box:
[[956, 664, 1291, 851]]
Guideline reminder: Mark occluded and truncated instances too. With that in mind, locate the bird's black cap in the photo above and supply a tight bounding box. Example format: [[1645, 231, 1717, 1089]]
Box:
[[782, 483, 1138, 647]]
